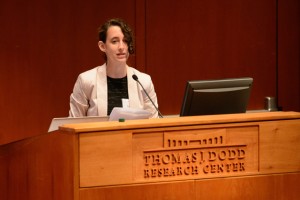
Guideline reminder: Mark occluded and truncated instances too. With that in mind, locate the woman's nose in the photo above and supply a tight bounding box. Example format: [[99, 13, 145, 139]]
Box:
[[119, 41, 127, 50], [119, 41, 125, 50]]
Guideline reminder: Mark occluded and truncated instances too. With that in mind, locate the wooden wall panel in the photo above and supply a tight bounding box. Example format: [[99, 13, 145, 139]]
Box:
[[145, 0, 277, 115], [0, 0, 299, 145], [278, 0, 300, 112], [0, 0, 136, 145]]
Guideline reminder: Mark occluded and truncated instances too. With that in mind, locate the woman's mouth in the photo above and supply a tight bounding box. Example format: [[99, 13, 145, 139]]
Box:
[[117, 53, 126, 58]]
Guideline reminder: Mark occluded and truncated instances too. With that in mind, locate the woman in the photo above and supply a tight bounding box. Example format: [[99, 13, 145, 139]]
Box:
[[69, 18, 160, 118]]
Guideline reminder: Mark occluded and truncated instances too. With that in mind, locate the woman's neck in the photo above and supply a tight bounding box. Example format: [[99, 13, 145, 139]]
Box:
[[106, 62, 127, 78]]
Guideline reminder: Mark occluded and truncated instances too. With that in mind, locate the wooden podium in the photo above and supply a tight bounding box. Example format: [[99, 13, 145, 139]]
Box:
[[1, 112, 300, 200]]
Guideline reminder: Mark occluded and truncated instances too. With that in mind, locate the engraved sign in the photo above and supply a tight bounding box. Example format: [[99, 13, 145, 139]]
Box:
[[133, 126, 258, 181], [143, 146, 247, 178]]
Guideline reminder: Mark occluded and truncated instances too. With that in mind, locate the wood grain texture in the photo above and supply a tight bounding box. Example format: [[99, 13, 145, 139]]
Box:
[[194, 173, 300, 200], [1, 112, 300, 199], [0, 0, 299, 146], [80, 181, 195, 200], [0, 131, 79, 200], [60, 111, 300, 133], [78, 174, 300, 200]]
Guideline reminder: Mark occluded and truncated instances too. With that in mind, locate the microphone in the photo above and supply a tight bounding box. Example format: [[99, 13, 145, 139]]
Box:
[[132, 74, 163, 118]]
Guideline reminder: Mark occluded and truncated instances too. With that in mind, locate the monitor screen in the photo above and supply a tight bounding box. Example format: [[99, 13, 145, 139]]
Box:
[[180, 77, 253, 116]]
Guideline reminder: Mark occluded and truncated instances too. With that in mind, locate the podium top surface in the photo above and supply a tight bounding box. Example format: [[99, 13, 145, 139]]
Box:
[[58, 111, 300, 133]]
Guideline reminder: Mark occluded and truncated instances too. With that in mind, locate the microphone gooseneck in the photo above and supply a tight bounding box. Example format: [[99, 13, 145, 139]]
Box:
[[132, 74, 163, 118]]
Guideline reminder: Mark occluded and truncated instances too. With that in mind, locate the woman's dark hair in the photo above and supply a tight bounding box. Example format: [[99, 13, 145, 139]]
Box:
[[98, 18, 135, 54]]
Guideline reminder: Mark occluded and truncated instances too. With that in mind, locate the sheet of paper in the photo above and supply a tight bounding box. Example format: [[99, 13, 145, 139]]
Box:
[[109, 107, 151, 121]]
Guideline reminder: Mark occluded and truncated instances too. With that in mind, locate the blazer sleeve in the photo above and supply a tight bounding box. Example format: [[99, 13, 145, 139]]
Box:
[[69, 68, 97, 117]]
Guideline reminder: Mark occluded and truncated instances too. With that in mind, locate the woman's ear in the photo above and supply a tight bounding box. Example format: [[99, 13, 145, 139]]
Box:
[[98, 41, 106, 52]]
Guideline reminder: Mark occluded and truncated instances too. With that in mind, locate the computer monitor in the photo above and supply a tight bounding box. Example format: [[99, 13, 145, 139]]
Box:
[[180, 77, 253, 116]]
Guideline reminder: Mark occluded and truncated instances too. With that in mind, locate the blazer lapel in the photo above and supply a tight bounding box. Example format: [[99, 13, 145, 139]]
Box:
[[127, 67, 142, 109], [96, 64, 108, 116]]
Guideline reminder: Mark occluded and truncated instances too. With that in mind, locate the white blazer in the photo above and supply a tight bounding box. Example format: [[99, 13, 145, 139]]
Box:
[[69, 64, 159, 118]]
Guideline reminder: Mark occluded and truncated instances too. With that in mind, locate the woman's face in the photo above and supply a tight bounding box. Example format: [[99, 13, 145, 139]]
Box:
[[99, 25, 129, 65]]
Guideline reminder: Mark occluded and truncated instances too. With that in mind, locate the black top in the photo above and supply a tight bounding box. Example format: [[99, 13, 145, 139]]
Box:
[[107, 76, 129, 115]]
